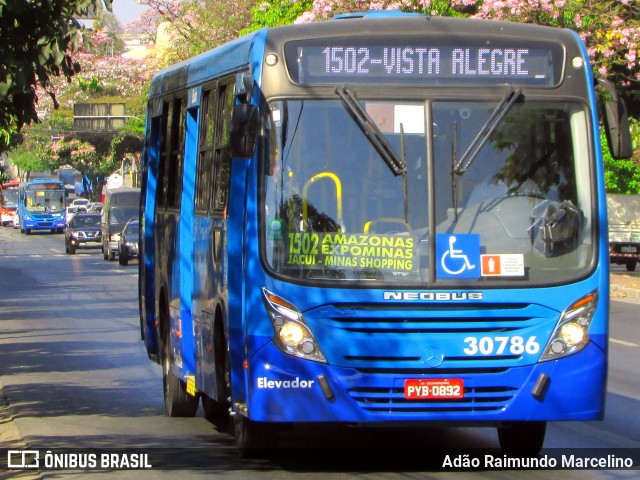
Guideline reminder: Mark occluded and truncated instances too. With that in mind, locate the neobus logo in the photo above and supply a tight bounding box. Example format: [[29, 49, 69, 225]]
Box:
[[383, 291, 484, 301]]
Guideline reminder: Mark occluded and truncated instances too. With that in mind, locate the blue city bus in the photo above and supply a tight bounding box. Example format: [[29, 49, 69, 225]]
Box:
[[139, 12, 632, 453], [18, 179, 67, 234]]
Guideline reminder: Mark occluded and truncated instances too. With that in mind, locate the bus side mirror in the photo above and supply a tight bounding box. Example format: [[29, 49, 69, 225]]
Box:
[[597, 78, 633, 160], [230, 104, 258, 158]]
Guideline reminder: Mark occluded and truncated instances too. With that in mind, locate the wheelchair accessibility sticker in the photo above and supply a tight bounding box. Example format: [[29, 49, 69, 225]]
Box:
[[436, 234, 481, 279]]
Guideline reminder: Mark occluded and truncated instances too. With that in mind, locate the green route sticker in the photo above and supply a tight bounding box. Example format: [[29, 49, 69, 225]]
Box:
[[286, 232, 416, 271]]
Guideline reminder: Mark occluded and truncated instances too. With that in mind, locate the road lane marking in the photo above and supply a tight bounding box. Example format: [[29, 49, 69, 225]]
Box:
[[610, 338, 639, 347]]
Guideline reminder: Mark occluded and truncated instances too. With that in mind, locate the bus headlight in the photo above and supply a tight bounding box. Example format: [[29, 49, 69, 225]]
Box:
[[540, 291, 597, 361], [280, 322, 305, 346], [261, 288, 327, 363], [560, 322, 585, 346]]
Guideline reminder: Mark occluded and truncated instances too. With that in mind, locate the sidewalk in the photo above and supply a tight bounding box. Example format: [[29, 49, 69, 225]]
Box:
[[610, 270, 640, 303]]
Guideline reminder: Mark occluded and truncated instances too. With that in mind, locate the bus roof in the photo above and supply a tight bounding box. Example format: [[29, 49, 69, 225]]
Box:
[[148, 29, 265, 97]]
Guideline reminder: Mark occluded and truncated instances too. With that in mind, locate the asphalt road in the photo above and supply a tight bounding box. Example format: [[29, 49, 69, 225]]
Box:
[[1, 226, 639, 479]]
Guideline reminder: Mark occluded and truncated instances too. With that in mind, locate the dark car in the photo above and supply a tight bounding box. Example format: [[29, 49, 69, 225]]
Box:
[[118, 219, 139, 266], [65, 214, 102, 254], [102, 187, 140, 261]]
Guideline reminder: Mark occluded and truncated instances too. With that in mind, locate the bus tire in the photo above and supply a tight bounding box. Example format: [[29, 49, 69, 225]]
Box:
[[626, 260, 637, 272], [161, 318, 199, 418], [497, 421, 546, 455], [108, 250, 116, 261]]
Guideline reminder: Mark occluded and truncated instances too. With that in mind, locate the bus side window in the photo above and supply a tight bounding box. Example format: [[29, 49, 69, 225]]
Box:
[[211, 81, 235, 215], [195, 88, 216, 213], [167, 96, 186, 209]]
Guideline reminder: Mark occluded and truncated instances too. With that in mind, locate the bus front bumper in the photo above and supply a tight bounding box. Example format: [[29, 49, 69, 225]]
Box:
[[22, 217, 66, 230], [244, 338, 606, 424]]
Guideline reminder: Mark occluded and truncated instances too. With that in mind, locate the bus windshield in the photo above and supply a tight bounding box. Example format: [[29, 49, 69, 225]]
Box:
[[24, 189, 65, 213], [262, 97, 592, 286], [1, 189, 19, 207]]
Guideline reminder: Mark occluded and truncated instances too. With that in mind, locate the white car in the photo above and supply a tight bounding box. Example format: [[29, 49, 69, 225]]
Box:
[[65, 205, 88, 224], [72, 198, 92, 208]]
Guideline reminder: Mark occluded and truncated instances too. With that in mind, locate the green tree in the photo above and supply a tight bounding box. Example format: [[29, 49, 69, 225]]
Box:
[[242, 0, 314, 33], [0, 0, 114, 143], [604, 118, 640, 194], [5, 1, 151, 193], [9, 121, 62, 180]]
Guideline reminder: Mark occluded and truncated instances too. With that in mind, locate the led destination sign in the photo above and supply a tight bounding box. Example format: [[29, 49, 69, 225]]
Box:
[[285, 38, 562, 86]]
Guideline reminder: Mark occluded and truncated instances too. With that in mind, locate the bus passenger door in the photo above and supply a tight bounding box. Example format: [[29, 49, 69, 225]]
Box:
[[155, 94, 187, 374], [192, 80, 236, 405], [141, 100, 162, 356]]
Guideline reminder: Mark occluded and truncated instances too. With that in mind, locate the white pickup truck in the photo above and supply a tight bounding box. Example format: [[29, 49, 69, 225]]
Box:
[[607, 194, 640, 272]]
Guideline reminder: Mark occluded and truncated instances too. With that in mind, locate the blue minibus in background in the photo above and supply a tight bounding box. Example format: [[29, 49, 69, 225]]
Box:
[[139, 11, 633, 454], [18, 179, 67, 234]]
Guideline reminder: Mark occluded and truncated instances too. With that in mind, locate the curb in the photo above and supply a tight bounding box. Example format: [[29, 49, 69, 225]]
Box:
[[1, 381, 43, 479], [0, 385, 24, 448], [610, 284, 640, 303]]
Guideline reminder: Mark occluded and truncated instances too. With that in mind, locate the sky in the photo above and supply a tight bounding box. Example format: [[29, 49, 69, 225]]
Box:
[[111, 0, 148, 24]]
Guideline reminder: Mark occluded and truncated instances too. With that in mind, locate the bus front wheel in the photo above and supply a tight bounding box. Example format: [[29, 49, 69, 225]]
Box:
[[497, 421, 546, 454]]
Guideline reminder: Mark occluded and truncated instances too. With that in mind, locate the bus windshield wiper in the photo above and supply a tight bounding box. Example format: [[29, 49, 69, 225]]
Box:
[[453, 88, 522, 175], [336, 85, 405, 176]]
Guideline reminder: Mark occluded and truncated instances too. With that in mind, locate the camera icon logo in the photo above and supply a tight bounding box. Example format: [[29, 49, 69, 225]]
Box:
[[7, 450, 40, 469]]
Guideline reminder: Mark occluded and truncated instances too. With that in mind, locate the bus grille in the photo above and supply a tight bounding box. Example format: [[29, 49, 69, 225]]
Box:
[[309, 301, 557, 369]]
